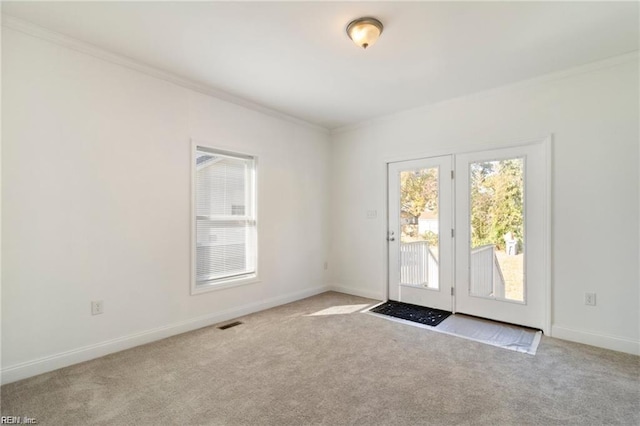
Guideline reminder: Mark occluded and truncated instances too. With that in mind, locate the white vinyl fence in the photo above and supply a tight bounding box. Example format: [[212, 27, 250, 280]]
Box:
[[470, 244, 505, 298]]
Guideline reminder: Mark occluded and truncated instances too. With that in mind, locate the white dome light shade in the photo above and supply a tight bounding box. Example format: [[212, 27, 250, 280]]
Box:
[[346, 17, 383, 49]]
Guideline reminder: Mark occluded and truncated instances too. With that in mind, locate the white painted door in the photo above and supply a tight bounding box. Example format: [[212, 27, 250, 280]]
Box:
[[388, 156, 453, 312], [454, 143, 548, 330]]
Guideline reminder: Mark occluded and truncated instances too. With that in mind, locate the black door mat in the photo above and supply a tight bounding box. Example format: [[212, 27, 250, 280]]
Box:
[[370, 300, 451, 327]]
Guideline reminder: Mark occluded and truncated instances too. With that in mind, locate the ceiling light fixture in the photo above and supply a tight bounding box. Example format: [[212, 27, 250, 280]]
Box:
[[346, 17, 383, 49]]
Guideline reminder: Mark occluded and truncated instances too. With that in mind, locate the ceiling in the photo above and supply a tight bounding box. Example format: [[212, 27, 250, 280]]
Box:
[[3, 1, 639, 130]]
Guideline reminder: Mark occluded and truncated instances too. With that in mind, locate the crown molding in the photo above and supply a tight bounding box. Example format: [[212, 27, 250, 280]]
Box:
[[3, 14, 636, 138], [1, 14, 330, 135], [331, 50, 639, 135]]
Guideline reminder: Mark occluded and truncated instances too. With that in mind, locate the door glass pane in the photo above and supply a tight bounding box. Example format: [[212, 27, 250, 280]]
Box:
[[469, 158, 524, 302], [399, 167, 439, 289]]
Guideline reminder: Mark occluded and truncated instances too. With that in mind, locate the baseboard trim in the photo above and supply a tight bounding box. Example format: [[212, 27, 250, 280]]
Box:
[[1, 285, 330, 385], [328, 285, 384, 301], [551, 325, 640, 356]]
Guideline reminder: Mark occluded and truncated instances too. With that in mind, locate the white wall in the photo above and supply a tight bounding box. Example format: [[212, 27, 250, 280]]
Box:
[[1, 28, 330, 383], [329, 55, 639, 354], [2, 23, 638, 387]]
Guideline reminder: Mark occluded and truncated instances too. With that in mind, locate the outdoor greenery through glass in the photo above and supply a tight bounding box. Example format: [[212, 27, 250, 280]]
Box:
[[399, 167, 439, 289], [470, 158, 524, 302]]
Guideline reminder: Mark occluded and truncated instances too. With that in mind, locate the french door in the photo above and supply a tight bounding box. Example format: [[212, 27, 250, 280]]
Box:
[[388, 142, 548, 330], [388, 156, 453, 312]]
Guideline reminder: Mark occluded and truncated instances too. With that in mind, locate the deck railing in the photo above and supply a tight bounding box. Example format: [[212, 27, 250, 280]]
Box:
[[400, 241, 439, 289]]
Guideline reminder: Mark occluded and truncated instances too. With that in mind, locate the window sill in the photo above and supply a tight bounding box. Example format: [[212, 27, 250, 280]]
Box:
[[191, 275, 260, 295]]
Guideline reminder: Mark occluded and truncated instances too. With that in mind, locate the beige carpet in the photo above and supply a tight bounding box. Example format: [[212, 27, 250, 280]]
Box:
[[1, 292, 639, 425]]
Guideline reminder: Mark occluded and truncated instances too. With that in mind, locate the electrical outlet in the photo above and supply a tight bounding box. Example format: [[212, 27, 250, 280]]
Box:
[[91, 300, 104, 315], [584, 292, 596, 306]]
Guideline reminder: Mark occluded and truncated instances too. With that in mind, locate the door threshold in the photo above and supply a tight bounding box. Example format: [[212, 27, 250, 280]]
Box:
[[364, 303, 542, 355]]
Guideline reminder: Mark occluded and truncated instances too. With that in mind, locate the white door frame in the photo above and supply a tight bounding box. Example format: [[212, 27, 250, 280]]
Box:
[[387, 156, 454, 311], [384, 136, 552, 335]]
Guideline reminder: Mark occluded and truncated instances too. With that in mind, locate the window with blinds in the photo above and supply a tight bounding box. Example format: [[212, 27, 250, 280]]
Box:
[[194, 146, 257, 290]]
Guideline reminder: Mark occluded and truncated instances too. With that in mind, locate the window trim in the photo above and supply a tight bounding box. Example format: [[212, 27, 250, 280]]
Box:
[[190, 140, 259, 295]]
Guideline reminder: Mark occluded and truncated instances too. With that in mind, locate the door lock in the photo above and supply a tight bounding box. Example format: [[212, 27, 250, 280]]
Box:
[[387, 231, 395, 242]]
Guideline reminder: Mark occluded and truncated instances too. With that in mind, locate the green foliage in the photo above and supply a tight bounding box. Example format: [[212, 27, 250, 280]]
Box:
[[399, 161, 523, 250], [400, 168, 438, 237], [401, 168, 438, 217], [470, 163, 494, 247], [470, 159, 524, 250], [421, 231, 439, 248]]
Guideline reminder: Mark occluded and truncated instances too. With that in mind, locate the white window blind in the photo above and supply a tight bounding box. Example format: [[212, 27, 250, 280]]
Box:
[[195, 147, 256, 287]]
